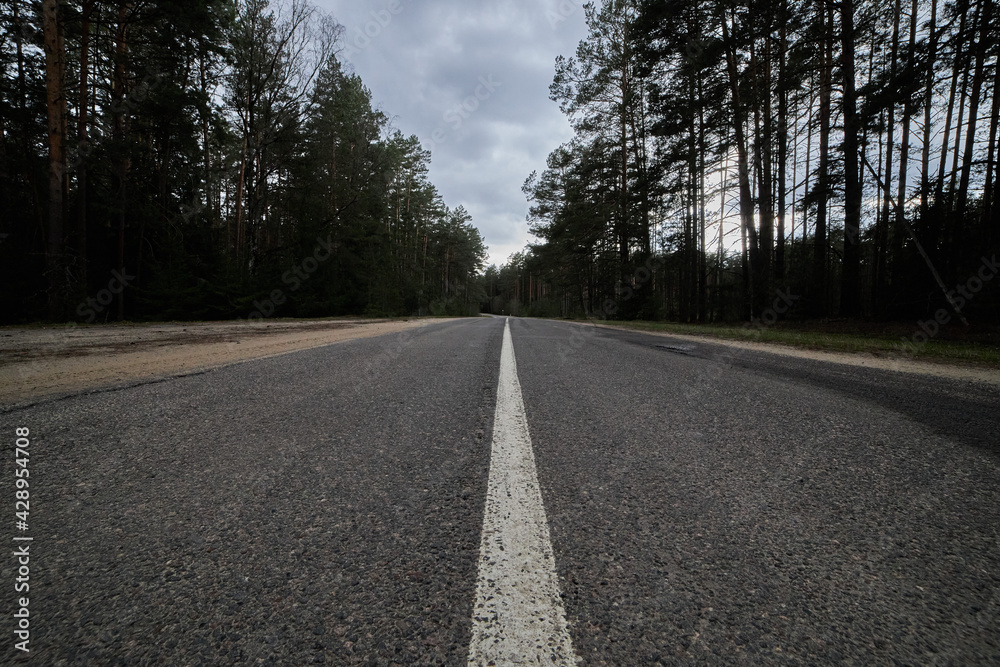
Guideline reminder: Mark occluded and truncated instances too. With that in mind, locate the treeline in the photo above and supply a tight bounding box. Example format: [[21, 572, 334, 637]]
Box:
[[496, 0, 999, 323], [0, 0, 486, 324]]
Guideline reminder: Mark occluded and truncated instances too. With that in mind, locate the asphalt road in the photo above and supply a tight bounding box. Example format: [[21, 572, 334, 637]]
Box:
[[1, 317, 998, 665]]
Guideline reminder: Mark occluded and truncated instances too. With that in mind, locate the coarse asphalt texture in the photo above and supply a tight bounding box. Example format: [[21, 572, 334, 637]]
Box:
[[1, 316, 998, 665]]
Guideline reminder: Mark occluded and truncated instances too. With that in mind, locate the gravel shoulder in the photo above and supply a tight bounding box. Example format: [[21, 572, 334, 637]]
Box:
[[592, 322, 1000, 386], [0, 318, 458, 406]]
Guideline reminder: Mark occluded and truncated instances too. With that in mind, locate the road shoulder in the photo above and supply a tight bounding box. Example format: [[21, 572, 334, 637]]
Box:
[[0, 318, 459, 406], [589, 322, 1000, 387]]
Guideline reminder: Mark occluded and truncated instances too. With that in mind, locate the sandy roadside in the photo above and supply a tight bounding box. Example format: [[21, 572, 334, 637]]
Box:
[[593, 323, 1000, 386], [0, 318, 458, 406]]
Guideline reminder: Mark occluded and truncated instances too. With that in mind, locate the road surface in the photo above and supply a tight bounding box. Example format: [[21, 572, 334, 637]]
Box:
[[1, 317, 998, 664]]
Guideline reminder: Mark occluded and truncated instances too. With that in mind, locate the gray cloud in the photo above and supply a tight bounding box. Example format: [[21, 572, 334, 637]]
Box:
[[316, 0, 588, 265]]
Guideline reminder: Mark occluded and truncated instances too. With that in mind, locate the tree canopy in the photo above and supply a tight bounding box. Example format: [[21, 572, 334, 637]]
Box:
[[0, 0, 487, 323], [498, 0, 1000, 324]]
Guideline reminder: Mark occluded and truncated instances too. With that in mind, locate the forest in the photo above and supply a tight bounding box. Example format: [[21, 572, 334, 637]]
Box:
[[4, 0, 999, 327], [0, 0, 487, 324], [490, 0, 1000, 325]]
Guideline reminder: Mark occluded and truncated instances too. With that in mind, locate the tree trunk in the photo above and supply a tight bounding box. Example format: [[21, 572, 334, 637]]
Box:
[[802, 82, 814, 244], [721, 11, 760, 318], [752, 34, 774, 309], [199, 47, 214, 219], [14, 0, 26, 119], [43, 0, 67, 320], [235, 133, 248, 260], [619, 59, 630, 291], [935, 2, 968, 210], [982, 35, 1000, 232], [840, 0, 863, 317], [113, 2, 132, 321], [920, 0, 939, 218], [956, 0, 991, 217], [76, 0, 93, 299], [874, 0, 902, 312], [698, 76, 708, 322], [776, 16, 788, 281], [947, 25, 974, 202], [892, 0, 919, 297], [941, 1, 978, 272], [813, 1, 832, 315]]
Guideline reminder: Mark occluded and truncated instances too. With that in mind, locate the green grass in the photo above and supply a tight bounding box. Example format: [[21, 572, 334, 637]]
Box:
[[590, 319, 1000, 368]]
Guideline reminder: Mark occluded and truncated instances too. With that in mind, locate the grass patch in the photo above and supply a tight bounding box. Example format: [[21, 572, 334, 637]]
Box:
[[591, 319, 1000, 368]]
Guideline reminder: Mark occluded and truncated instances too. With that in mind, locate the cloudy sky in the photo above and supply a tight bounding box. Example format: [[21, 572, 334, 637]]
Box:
[[314, 0, 590, 266]]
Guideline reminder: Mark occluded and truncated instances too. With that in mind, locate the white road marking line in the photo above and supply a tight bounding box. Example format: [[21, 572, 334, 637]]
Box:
[[468, 318, 578, 666]]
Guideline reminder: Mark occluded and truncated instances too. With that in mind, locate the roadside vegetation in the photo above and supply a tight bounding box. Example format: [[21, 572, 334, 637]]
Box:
[[482, 0, 1000, 332]]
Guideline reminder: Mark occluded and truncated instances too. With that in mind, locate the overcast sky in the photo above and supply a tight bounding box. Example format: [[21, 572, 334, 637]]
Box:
[[314, 0, 590, 266]]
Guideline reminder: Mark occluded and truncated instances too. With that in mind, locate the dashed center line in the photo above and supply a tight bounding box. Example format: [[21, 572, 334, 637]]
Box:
[[468, 318, 577, 666]]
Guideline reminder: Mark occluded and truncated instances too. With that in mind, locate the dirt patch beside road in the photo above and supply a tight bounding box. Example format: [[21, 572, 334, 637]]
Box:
[[0, 318, 454, 406]]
